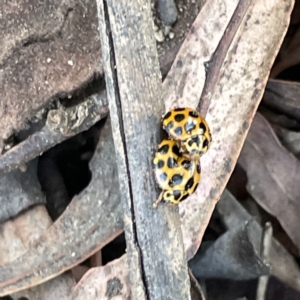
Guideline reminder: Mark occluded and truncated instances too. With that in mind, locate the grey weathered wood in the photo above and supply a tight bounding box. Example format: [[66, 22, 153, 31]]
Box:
[[97, 0, 191, 299]]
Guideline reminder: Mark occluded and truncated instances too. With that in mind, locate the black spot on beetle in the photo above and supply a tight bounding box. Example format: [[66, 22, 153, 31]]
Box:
[[164, 111, 172, 120], [169, 174, 183, 187], [185, 120, 196, 133], [173, 190, 182, 200], [185, 177, 194, 190], [174, 114, 185, 122], [200, 122, 207, 133], [203, 138, 209, 148], [174, 126, 183, 136], [196, 164, 201, 174], [181, 193, 189, 202], [187, 139, 194, 147], [165, 192, 171, 198], [164, 121, 174, 132], [159, 172, 167, 182], [157, 160, 164, 168], [172, 145, 181, 156], [188, 136, 200, 147], [167, 157, 177, 168], [174, 107, 185, 112], [182, 160, 192, 170], [188, 110, 199, 118], [158, 144, 169, 154], [192, 183, 199, 193]]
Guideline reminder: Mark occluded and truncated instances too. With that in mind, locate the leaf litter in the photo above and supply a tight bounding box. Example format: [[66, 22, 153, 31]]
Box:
[[1, 0, 300, 299]]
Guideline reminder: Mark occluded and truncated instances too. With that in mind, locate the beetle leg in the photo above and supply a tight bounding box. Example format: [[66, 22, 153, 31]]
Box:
[[153, 191, 164, 208]]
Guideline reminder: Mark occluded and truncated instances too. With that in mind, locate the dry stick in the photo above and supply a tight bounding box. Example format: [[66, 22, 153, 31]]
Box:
[[97, 0, 191, 299], [256, 222, 273, 300], [0, 91, 108, 178]]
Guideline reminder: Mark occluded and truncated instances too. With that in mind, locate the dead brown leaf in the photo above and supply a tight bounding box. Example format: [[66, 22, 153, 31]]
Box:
[[218, 189, 300, 292], [179, 0, 293, 259], [275, 126, 300, 158], [0, 205, 52, 265], [71, 256, 130, 300], [270, 0, 300, 77], [239, 113, 300, 252], [263, 79, 300, 122], [0, 205, 76, 300], [189, 221, 270, 280], [0, 119, 123, 295], [11, 272, 75, 300], [0, 159, 45, 223]]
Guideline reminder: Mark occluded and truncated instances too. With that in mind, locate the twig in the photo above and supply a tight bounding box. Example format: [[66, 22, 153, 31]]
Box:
[[256, 222, 273, 300], [0, 91, 108, 178]]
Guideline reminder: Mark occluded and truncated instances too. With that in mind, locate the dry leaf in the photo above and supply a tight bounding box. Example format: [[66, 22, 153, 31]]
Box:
[[71, 256, 130, 300], [275, 126, 300, 158], [11, 272, 75, 300], [0, 205, 75, 300], [179, 0, 293, 259], [0, 119, 123, 296], [0, 159, 45, 223], [239, 113, 300, 252], [270, 0, 300, 77], [263, 79, 300, 122], [189, 221, 270, 280], [217, 189, 300, 292], [0, 205, 51, 265]]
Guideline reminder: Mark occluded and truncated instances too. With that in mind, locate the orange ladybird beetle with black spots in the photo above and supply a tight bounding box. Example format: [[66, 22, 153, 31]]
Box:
[[153, 139, 201, 207], [153, 107, 211, 207], [162, 107, 212, 161]]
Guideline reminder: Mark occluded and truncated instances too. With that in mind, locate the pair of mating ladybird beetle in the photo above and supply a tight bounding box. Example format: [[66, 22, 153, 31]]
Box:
[[153, 107, 212, 207]]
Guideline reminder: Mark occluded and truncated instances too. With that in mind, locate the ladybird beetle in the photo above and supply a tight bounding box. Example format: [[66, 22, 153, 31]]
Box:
[[153, 139, 201, 207], [162, 107, 212, 159]]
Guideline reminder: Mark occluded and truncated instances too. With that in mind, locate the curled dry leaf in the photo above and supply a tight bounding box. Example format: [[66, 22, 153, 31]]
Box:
[[0, 159, 45, 223], [189, 269, 207, 300], [0, 119, 123, 296], [217, 190, 300, 292], [71, 256, 130, 300], [239, 113, 300, 252], [275, 127, 300, 158], [189, 221, 270, 280], [0, 205, 75, 300], [0, 205, 52, 265], [263, 79, 300, 122], [11, 272, 75, 300], [258, 105, 300, 130], [178, 0, 293, 259], [270, 0, 300, 77], [72, 259, 208, 300], [0, 0, 293, 295]]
